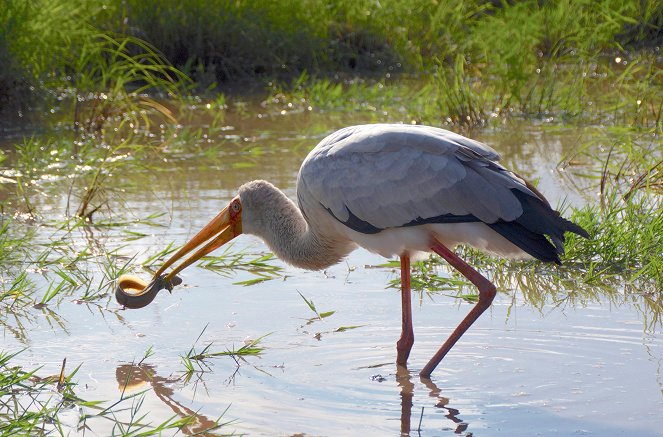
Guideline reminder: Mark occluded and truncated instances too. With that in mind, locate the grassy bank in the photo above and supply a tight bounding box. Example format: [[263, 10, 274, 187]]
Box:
[[2, 1, 662, 116], [83, 0, 663, 81]]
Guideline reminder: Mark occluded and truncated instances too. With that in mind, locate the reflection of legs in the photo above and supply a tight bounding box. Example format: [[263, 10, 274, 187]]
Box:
[[396, 365, 414, 435], [397, 254, 414, 365], [115, 363, 217, 434], [419, 375, 467, 432], [421, 239, 496, 378], [398, 365, 470, 435]]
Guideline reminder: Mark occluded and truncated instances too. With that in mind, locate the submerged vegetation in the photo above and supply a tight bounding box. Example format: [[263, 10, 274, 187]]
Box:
[[0, 0, 661, 434]]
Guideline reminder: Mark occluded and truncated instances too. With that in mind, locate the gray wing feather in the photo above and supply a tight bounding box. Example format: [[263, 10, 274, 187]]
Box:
[[298, 124, 528, 230]]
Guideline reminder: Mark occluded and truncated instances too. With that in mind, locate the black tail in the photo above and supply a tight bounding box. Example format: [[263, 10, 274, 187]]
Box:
[[488, 189, 589, 265]]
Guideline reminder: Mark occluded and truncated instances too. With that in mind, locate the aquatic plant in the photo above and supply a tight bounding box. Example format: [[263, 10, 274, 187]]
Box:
[[298, 290, 336, 321], [196, 244, 285, 285], [0, 351, 80, 436], [180, 325, 267, 380], [562, 133, 662, 287], [0, 347, 234, 436]]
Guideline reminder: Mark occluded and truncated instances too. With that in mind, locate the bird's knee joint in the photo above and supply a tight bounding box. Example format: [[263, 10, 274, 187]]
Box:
[[480, 282, 497, 301], [397, 334, 414, 350]]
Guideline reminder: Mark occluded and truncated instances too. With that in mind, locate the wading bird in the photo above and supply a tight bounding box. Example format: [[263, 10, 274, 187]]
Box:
[[117, 124, 588, 377]]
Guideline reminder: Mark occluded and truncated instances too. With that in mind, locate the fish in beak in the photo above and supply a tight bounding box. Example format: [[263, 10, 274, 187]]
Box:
[[115, 196, 242, 308]]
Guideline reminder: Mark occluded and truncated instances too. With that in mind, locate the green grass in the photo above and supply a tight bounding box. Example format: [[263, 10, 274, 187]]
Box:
[[296, 291, 365, 337], [0, 350, 78, 436], [384, 259, 473, 301], [0, 218, 33, 267], [111, 0, 661, 80], [298, 291, 336, 321], [269, 50, 661, 129], [0, 0, 659, 343], [196, 244, 285, 285], [0, 348, 234, 436], [0, 0, 660, 136], [70, 34, 187, 136], [13, 131, 173, 223], [2, 1, 661, 109], [562, 132, 662, 286], [567, 196, 662, 284], [180, 325, 268, 380], [0, 125, 286, 320]]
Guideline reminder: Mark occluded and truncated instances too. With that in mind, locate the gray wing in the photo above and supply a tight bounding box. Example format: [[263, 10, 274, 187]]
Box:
[[297, 124, 530, 231]]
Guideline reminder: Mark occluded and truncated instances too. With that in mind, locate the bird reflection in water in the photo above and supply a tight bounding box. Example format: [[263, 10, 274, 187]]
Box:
[[117, 361, 470, 435], [396, 365, 471, 436], [115, 363, 220, 436]]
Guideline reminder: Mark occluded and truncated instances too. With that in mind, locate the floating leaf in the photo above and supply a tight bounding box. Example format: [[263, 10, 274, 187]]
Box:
[[334, 325, 364, 332]]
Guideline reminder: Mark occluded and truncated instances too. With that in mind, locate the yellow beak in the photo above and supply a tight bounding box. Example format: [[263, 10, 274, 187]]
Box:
[[156, 196, 243, 281], [115, 196, 242, 309]]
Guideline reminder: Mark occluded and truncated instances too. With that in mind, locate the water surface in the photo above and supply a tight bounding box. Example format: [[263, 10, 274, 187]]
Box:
[[2, 107, 661, 436]]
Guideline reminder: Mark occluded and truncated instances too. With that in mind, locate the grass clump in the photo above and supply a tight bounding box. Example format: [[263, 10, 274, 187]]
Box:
[[0, 349, 232, 436], [180, 325, 267, 380], [0, 350, 84, 436], [71, 33, 187, 137], [567, 195, 661, 286], [562, 132, 662, 287]]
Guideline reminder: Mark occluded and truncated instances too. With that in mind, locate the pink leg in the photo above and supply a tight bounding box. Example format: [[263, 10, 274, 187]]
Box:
[[396, 253, 414, 365], [420, 239, 497, 378]]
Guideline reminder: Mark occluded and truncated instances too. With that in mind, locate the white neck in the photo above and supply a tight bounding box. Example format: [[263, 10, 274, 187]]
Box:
[[239, 181, 353, 271]]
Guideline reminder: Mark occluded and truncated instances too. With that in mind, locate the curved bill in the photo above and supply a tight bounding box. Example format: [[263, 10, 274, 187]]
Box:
[[156, 197, 243, 282], [115, 197, 242, 308]]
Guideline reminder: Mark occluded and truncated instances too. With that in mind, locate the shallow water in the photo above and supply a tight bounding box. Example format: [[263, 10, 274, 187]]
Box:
[[2, 108, 662, 436]]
